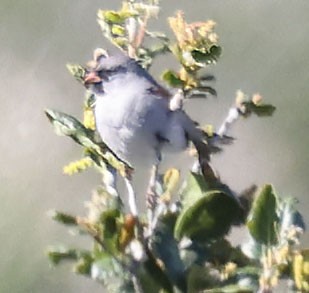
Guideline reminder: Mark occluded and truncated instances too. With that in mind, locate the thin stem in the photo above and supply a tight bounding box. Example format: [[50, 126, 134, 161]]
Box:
[[217, 107, 239, 137], [134, 14, 148, 49], [146, 164, 159, 220], [146, 149, 161, 235], [124, 177, 138, 217], [132, 275, 143, 293], [123, 176, 146, 243], [191, 159, 201, 174], [102, 165, 118, 197]]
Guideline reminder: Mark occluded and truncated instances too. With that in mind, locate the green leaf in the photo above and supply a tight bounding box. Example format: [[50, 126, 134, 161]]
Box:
[[138, 251, 174, 293], [66, 63, 86, 83], [191, 45, 222, 65], [45, 109, 96, 147], [209, 239, 251, 266], [111, 36, 128, 48], [98, 10, 126, 24], [182, 238, 251, 270], [235, 267, 260, 292], [187, 264, 219, 293], [45, 109, 128, 173], [247, 184, 279, 245], [84, 91, 96, 108], [161, 168, 180, 201], [161, 70, 184, 87], [152, 212, 186, 291], [236, 266, 261, 278], [242, 101, 276, 117], [47, 246, 78, 265], [187, 86, 217, 98], [180, 172, 210, 209], [73, 253, 93, 276], [49, 210, 77, 226], [111, 24, 126, 36], [175, 190, 241, 241], [100, 209, 121, 254], [203, 285, 253, 293], [91, 252, 122, 282], [293, 250, 309, 291], [199, 74, 216, 82]]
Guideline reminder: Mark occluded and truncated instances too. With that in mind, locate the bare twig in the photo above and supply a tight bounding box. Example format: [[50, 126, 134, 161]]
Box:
[[217, 107, 240, 137], [132, 275, 144, 293], [102, 165, 118, 197], [124, 176, 139, 217], [191, 105, 240, 174], [146, 163, 159, 228]]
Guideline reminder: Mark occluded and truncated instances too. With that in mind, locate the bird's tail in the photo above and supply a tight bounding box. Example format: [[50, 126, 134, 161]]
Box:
[[178, 111, 210, 161], [179, 111, 218, 182]]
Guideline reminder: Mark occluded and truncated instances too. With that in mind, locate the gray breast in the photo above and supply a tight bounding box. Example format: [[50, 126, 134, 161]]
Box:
[[94, 72, 170, 166]]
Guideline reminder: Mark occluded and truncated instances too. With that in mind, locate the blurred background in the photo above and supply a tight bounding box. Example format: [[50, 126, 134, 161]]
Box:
[[1, 0, 308, 292]]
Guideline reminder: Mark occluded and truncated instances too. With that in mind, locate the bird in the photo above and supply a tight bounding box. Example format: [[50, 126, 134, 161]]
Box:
[[83, 49, 210, 217]]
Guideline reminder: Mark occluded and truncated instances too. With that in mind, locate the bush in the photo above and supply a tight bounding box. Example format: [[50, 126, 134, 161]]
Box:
[[46, 1, 307, 292]]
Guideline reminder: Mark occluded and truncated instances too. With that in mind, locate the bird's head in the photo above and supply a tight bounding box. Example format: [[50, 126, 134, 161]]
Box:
[[83, 48, 133, 94]]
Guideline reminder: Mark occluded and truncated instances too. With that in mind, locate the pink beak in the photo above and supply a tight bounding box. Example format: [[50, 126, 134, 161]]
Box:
[[84, 71, 102, 84]]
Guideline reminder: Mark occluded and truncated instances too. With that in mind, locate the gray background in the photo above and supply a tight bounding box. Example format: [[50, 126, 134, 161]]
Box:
[[1, 0, 308, 292]]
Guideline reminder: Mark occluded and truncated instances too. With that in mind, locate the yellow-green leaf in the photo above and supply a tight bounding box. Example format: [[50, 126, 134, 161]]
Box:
[[175, 190, 241, 241], [161, 70, 184, 88], [293, 250, 309, 291], [247, 184, 279, 245]]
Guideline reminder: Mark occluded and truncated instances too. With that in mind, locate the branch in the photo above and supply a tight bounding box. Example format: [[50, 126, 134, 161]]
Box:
[[217, 107, 240, 137]]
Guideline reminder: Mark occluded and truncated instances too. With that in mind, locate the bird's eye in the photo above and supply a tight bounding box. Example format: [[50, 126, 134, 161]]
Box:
[[97, 70, 109, 80]]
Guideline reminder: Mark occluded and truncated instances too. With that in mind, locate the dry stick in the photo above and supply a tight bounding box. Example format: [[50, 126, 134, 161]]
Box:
[[127, 8, 149, 58], [134, 13, 148, 49], [146, 139, 168, 237], [148, 202, 166, 238], [217, 107, 239, 137], [146, 164, 158, 216], [127, 17, 138, 59]]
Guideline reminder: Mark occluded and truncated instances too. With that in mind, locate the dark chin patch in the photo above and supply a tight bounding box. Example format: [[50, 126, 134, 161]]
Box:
[[91, 82, 104, 94]]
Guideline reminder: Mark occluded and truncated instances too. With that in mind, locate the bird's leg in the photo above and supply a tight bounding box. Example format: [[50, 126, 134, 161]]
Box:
[[146, 164, 159, 223], [124, 170, 148, 244], [191, 159, 201, 174], [146, 149, 161, 234], [124, 174, 138, 218], [103, 165, 119, 197]]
